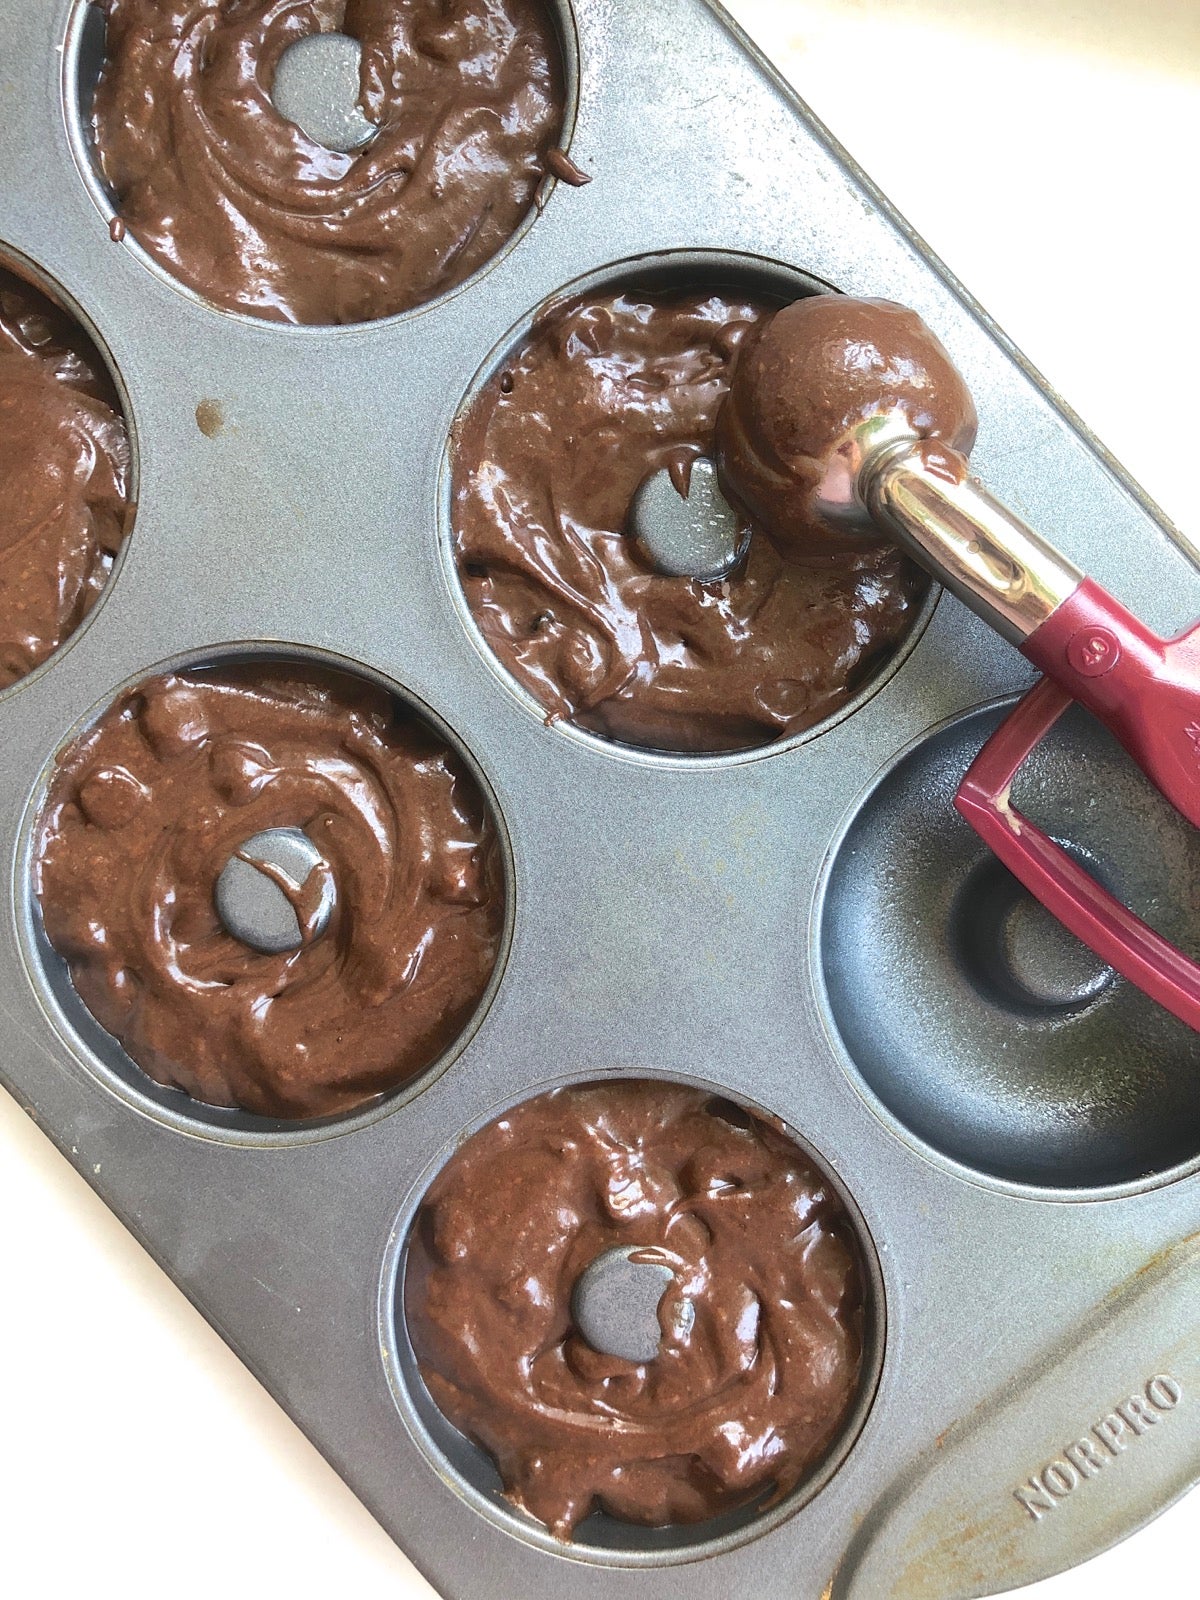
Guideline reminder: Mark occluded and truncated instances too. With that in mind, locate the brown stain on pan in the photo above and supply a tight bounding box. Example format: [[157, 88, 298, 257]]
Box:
[[195, 399, 223, 438]]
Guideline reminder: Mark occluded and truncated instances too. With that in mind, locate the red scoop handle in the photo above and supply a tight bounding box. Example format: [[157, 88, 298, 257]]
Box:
[[1021, 579, 1200, 830], [954, 579, 1200, 1031]]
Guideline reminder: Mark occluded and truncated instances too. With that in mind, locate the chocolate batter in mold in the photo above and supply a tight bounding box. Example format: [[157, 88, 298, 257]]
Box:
[[404, 1080, 871, 1541], [32, 660, 505, 1121], [81, 0, 568, 324], [0, 259, 131, 689], [450, 274, 929, 754]]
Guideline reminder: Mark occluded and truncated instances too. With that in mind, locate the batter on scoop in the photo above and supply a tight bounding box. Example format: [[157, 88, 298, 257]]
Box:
[[0, 265, 131, 688], [716, 294, 979, 555], [91, 0, 565, 324], [451, 287, 928, 752], [35, 665, 504, 1118], [406, 1080, 867, 1537]]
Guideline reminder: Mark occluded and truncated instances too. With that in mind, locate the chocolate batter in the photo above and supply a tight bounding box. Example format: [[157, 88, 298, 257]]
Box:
[[0, 265, 130, 689], [407, 1080, 867, 1537], [91, 0, 565, 324], [35, 665, 504, 1118], [451, 288, 927, 752], [716, 295, 978, 556]]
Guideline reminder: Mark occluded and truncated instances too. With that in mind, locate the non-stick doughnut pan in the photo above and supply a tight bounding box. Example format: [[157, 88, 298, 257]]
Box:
[[0, 2, 1197, 1596]]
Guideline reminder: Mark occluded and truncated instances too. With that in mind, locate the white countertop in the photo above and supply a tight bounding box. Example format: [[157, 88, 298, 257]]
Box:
[[2, 3, 1196, 1595]]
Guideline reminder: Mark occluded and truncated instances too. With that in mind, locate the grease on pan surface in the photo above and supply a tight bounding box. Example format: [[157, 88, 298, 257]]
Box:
[[406, 1080, 867, 1537], [451, 288, 927, 753], [34, 664, 505, 1119], [0, 264, 131, 689], [90, 0, 566, 324]]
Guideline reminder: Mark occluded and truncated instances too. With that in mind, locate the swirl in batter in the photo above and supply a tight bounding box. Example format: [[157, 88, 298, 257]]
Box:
[[90, 0, 565, 324], [451, 288, 928, 752], [35, 665, 504, 1118], [0, 265, 131, 689], [406, 1081, 867, 1537]]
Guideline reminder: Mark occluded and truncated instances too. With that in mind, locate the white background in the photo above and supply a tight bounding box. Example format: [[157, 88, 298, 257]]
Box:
[[2, 2, 1197, 1595]]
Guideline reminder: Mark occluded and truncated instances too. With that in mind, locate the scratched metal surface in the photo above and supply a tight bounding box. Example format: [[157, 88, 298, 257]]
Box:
[[0, 2, 1197, 1597]]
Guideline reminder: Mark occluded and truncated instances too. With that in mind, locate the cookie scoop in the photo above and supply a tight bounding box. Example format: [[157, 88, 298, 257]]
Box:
[[717, 294, 1200, 1031]]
